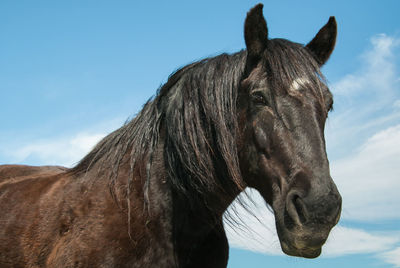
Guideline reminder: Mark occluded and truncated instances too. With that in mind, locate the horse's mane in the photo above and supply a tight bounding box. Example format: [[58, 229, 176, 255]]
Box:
[[71, 51, 247, 208], [71, 39, 326, 214]]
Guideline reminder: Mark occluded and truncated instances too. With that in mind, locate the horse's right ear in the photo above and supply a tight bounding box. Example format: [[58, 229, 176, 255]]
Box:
[[306, 17, 337, 66], [244, 4, 269, 62]]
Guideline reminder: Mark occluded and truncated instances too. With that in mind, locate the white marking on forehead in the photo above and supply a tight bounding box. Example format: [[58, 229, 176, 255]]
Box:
[[290, 77, 310, 92]]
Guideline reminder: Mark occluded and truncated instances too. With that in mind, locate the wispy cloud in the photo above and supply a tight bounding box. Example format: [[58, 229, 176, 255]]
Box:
[[326, 34, 400, 159], [332, 124, 400, 221], [0, 118, 124, 167], [324, 227, 400, 257], [380, 247, 400, 267], [333, 34, 399, 98], [3, 132, 106, 167]]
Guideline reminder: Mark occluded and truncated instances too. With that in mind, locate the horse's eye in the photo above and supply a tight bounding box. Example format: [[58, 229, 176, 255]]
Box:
[[251, 91, 269, 106]]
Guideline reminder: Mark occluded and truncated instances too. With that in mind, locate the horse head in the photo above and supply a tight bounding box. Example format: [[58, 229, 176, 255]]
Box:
[[237, 4, 342, 258]]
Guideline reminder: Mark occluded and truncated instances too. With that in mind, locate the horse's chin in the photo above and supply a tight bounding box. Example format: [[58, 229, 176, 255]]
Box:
[[276, 224, 329, 259], [280, 240, 322, 259]]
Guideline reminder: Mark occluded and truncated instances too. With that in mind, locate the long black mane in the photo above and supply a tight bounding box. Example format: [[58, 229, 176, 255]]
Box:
[[72, 51, 248, 211]]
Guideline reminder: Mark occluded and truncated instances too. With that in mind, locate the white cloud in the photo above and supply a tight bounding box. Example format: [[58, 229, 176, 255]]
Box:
[[326, 34, 400, 158], [333, 34, 399, 98], [5, 132, 106, 167], [323, 226, 400, 257], [331, 124, 400, 221], [0, 118, 124, 167], [380, 247, 400, 267]]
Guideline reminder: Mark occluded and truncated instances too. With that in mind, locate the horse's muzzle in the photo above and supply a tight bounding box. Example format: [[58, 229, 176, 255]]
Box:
[[274, 182, 342, 258]]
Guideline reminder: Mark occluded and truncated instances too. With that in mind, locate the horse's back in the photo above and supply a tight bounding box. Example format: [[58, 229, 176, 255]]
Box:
[[0, 164, 68, 184], [0, 164, 148, 267], [0, 165, 70, 267]]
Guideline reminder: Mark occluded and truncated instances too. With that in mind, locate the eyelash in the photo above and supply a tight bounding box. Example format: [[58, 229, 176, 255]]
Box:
[[327, 100, 334, 112]]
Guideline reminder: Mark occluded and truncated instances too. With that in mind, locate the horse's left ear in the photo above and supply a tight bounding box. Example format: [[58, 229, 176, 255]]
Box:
[[244, 4, 269, 62], [306, 17, 337, 66]]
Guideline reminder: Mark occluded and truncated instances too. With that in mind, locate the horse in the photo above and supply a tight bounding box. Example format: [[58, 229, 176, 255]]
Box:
[[0, 4, 341, 267]]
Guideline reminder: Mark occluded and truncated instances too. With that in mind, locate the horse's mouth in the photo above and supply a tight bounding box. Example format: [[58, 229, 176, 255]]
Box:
[[276, 222, 330, 259], [280, 240, 322, 258]]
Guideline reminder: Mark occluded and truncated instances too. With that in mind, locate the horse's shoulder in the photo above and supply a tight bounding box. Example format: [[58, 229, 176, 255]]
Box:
[[0, 164, 68, 184]]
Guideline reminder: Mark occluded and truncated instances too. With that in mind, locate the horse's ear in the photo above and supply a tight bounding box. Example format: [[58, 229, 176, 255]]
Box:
[[244, 4, 268, 61], [306, 17, 337, 66]]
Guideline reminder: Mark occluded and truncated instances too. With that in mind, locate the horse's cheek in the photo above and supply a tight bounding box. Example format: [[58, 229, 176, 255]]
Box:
[[254, 125, 268, 151], [252, 115, 274, 157]]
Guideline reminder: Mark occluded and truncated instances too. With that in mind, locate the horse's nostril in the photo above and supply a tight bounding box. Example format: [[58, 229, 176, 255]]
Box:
[[328, 193, 342, 224], [285, 192, 309, 228], [285, 188, 342, 228], [293, 195, 308, 224]]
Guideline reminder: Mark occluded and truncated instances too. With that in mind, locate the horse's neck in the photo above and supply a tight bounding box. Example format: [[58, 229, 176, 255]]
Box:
[[169, 169, 237, 267], [91, 138, 236, 265]]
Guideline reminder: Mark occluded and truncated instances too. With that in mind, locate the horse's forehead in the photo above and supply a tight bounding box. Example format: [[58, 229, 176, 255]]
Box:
[[289, 77, 311, 92]]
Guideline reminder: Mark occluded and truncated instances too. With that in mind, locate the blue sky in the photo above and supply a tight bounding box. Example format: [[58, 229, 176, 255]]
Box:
[[1, 1, 400, 267]]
